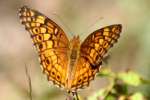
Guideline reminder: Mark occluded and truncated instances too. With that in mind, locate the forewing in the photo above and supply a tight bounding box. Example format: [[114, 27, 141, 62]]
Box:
[[71, 24, 122, 91], [19, 6, 70, 88]]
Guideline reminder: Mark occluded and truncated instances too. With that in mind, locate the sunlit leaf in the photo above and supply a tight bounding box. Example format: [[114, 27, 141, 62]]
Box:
[[118, 71, 141, 86], [105, 95, 116, 100], [129, 92, 144, 100]]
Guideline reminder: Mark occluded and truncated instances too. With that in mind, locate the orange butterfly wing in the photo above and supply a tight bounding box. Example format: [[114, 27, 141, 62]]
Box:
[[19, 6, 70, 88], [70, 25, 122, 91]]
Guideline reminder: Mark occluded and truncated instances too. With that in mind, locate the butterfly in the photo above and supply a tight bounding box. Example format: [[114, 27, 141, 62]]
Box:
[[19, 6, 122, 95]]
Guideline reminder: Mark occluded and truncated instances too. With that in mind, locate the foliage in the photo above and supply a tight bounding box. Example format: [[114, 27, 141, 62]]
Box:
[[88, 67, 150, 100]]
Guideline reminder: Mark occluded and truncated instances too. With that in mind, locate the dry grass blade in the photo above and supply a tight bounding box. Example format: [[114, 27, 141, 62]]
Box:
[[25, 64, 32, 100]]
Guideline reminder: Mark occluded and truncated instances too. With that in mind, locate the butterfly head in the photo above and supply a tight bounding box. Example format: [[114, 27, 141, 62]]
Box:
[[70, 35, 80, 50]]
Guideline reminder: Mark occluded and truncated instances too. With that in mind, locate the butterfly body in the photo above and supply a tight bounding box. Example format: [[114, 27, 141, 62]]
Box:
[[66, 36, 80, 91], [19, 6, 122, 93]]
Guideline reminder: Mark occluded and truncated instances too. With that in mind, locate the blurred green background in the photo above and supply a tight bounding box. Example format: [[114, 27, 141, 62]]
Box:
[[0, 0, 150, 100]]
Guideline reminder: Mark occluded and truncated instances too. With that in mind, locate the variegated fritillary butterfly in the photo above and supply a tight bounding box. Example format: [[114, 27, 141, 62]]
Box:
[[19, 6, 122, 94]]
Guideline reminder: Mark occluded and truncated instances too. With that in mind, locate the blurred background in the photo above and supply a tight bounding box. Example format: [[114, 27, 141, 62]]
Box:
[[0, 0, 150, 100]]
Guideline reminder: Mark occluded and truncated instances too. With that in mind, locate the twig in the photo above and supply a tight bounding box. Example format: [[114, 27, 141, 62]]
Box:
[[25, 64, 32, 100]]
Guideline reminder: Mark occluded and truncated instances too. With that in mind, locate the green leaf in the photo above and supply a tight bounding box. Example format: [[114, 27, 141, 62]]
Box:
[[105, 95, 116, 100], [140, 77, 150, 84], [113, 83, 128, 94], [129, 92, 144, 100], [118, 71, 141, 86]]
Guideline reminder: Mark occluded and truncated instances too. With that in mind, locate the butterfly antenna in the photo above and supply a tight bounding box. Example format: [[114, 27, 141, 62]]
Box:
[[52, 12, 74, 37], [80, 17, 104, 40], [72, 92, 79, 100], [25, 64, 33, 100]]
